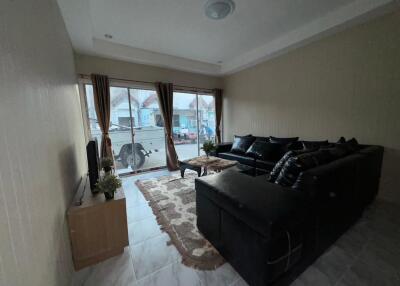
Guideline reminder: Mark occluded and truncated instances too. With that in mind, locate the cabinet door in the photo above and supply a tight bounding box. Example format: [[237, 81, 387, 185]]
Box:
[[68, 199, 129, 268]]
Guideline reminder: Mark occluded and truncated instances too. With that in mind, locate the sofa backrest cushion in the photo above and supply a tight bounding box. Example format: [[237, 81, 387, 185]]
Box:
[[321, 145, 349, 159], [254, 136, 270, 142], [269, 136, 299, 145], [320, 138, 360, 159], [231, 135, 256, 154], [302, 140, 329, 150], [245, 141, 282, 161]]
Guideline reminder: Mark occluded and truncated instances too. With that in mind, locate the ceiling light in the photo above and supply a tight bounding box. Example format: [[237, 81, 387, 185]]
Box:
[[205, 0, 235, 20], [104, 34, 113, 39]]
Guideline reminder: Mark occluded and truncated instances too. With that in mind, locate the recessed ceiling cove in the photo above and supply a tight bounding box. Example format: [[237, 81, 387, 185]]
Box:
[[57, 0, 398, 75]]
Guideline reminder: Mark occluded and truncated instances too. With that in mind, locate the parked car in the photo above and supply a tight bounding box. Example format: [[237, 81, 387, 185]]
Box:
[[173, 127, 198, 143]]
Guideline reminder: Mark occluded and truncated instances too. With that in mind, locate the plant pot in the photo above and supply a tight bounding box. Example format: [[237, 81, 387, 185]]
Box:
[[103, 166, 112, 173], [205, 152, 210, 158], [104, 191, 114, 200]]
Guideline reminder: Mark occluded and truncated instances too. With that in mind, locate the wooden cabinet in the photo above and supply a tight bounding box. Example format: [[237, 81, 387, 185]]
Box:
[[67, 176, 129, 270]]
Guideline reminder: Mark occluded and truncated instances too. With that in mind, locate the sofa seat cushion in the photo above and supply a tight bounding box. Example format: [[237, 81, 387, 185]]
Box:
[[255, 159, 276, 171], [218, 152, 254, 166], [195, 170, 309, 237]]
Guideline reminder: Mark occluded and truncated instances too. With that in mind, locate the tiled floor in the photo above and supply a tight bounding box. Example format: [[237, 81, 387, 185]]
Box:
[[72, 170, 400, 286]]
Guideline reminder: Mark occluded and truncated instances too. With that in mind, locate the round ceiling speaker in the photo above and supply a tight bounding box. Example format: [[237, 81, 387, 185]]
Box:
[[205, 0, 235, 20]]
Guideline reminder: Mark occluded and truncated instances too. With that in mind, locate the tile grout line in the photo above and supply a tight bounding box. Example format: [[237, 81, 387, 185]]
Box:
[[128, 248, 138, 284], [129, 233, 165, 247]]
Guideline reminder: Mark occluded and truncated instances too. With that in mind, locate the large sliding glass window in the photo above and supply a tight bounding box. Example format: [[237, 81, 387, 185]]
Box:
[[84, 84, 166, 175], [173, 91, 216, 160]]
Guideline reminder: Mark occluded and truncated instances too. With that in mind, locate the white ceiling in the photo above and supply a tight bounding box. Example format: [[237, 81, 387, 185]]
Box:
[[57, 0, 399, 75]]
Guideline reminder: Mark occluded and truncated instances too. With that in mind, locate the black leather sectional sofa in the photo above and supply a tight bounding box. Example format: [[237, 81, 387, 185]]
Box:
[[196, 135, 384, 286], [213, 135, 330, 174]]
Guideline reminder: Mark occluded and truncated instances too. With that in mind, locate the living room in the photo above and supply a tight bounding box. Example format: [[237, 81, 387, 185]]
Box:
[[1, 0, 400, 286]]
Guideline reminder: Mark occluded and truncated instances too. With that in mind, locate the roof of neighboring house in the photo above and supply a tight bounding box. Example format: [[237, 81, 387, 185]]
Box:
[[111, 90, 215, 110]]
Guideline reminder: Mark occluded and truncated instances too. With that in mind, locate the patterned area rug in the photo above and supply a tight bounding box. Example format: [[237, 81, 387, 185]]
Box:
[[135, 171, 225, 270]]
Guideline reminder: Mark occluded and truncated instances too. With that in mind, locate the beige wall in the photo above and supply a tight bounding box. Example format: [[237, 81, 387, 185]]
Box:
[[0, 0, 86, 285], [75, 54, 223, 89], [223, 10, 400, 203]]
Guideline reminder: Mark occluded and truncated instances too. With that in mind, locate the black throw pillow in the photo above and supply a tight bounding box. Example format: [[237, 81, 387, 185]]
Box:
[[302, 140, 329, 150], [231, 135, 256, 154], [275, 150, 332, 187], [268, 149, 314, 182], [274, 157, 306, 187], [245, 141, 282, 161], [344, 138, 360, 152], [336, 137, 360, 153], [269, 136, 301, 158]]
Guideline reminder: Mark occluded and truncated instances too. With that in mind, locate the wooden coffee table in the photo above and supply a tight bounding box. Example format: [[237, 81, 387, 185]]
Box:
[[179, 156, 238, 178]]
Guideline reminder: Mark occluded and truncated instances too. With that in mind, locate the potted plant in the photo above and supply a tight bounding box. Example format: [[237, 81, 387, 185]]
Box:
[[201, 140, 216, 158], [95, 174, 122, 200], [101, 157, 114, 174]]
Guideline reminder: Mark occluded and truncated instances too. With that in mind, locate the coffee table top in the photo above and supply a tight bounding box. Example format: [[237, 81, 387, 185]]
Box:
[[183, 156, 238, 170]]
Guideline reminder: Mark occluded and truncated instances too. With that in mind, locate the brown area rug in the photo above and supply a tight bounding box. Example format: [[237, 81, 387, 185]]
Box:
[[135, 171, 225, 270]]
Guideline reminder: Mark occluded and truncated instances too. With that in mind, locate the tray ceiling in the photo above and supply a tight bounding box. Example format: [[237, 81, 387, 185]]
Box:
[[57, 0, 399, 75]]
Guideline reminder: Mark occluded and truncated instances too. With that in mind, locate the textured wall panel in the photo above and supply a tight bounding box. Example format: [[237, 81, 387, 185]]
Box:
[[223, 9, 400, 204], [0, 0, 86, 285]]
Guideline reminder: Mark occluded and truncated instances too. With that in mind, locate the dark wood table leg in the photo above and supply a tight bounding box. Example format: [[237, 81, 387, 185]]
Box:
[[202, 166, 208, 176], [180, 167, 186, 178]]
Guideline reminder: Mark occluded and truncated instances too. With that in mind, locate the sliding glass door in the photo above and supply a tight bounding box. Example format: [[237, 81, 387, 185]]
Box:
[[172, 92, 198, 160], [198, 94, 216, 155], [173, 92, 216, 160], [84, 84, 166, 175], [84, 83, 217, 173]]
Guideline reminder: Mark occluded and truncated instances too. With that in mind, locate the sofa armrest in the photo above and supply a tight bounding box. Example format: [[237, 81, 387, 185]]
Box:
[[215, 142, 233, 155]]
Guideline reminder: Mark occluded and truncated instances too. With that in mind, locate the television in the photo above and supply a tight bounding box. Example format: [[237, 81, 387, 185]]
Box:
[[86, 139, 100, 192]]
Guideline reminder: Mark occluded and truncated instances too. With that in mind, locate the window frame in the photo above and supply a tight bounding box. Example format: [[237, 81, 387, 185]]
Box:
[[172, 89, 217, 158], [79, 79, 168, 174]]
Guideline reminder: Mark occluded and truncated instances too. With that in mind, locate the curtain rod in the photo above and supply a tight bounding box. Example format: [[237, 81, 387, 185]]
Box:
[[78, 74, 216, 93]]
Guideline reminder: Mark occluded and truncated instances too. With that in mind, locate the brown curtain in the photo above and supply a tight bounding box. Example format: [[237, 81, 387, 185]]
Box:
[[155, 82, 179, 170], [91, 74, 113, 161], [214, 89, 223, 143]]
